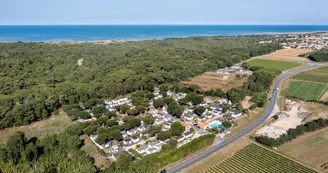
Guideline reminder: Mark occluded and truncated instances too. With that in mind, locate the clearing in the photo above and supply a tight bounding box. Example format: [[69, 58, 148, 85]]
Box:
[[247, 59, 301, 71], [203, 143, 316, 173], [255, 48, 312, 62], [277, 128, 328, 172], [180, 72, 249, 92], [81, 135, 110, 168], [0, 109, 75, 143], [271, 99, 310, 130], [282, 81, 328, 101]]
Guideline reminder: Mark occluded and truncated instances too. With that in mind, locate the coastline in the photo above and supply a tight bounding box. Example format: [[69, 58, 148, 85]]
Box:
[[0, 31, 327, 44]]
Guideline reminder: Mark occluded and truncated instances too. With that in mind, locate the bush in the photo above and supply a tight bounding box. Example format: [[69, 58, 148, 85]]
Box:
[[222, 121, 232, 128], [249, 104, 257, 110], [273, 114, 279, 120], [129, 148, 143, 158], [53, 110, 59, 116], [157, 131, 172, 141], [161, 140, 178, 152], [193, 106, 206, 116]]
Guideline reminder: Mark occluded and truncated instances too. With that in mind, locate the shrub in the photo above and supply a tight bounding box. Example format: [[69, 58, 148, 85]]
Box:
[[273, 114, 279, 120], [250, 104, 257, 110]]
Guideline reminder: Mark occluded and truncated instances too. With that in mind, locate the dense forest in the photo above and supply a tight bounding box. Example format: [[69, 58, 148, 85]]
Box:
[[308, 48, 328, 61], [0, 36, 281, 129]]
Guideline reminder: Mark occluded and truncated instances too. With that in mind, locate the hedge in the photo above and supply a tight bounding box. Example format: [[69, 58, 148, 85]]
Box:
[[159, 134, 215, 167]]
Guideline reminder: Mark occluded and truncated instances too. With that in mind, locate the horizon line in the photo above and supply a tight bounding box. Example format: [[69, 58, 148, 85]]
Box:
[[1, 23, 328, 26]]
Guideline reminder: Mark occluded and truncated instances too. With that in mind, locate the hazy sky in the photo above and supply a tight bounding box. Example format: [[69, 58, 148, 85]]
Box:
[[1, 0, 327, 25]]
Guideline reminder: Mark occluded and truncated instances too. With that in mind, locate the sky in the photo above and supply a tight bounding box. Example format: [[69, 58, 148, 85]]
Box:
[[0, 0, 327, 25]]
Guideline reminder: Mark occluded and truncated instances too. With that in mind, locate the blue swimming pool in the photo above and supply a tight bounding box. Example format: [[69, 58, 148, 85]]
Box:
[[209, 121, 221, 129]]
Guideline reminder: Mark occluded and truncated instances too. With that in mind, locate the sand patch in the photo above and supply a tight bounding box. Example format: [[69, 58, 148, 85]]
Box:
[[241, 96, 253, 109], [271, 100, 310, 130]]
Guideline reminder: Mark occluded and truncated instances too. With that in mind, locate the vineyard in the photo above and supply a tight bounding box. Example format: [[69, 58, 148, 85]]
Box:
[[203, 144, 316, 173]]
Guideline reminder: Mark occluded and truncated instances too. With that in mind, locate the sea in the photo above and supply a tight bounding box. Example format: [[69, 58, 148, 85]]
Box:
[[1, 25, 328, 42]]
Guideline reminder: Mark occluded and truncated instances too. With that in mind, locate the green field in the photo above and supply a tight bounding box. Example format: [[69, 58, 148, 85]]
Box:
[[293, 66, 328, 84], [248, 59, 300, 71], [203, 144, 316, 173], [282, 81, 328, 101]]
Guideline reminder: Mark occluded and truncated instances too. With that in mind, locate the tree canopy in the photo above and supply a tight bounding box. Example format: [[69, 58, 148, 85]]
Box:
[[0, 36, 281, 129]]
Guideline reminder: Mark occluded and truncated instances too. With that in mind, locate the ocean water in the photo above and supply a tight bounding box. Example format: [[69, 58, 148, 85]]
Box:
[[1, 25, 328, 42]]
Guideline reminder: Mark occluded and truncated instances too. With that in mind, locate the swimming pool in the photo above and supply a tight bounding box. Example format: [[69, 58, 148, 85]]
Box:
[[209, 121, 221, 129]]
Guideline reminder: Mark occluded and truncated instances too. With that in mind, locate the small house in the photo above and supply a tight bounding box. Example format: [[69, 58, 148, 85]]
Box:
[[131, 136, 140, 143], [136, 145, 149, 154], [183, 131, 193, 139], [123, 138, 132, 146]]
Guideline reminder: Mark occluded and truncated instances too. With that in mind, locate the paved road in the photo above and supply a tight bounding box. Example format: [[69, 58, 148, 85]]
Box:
[[166, 62, 321, 173]]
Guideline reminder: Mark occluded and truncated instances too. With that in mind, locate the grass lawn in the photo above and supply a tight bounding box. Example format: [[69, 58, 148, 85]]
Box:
[[248, 59, 300, 71], [0, 109, 75, 143], [282, 81, 328, 101], [277, 128, 328, 172], [203, 143, 316, 173]]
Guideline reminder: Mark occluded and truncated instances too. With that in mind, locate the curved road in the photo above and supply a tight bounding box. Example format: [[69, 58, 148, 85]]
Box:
[[167, 62, 321, 173]]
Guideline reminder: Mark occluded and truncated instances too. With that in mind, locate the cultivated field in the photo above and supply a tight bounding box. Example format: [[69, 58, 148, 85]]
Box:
[[293, 66, 328, 84], [282, 66, 328, 101], [180, 72, 249, 91], [247, 59, 301, 71], [282, 81, 328, 101], [203, 144, 316, 173], [278, 128, 328, 172], [255, 48, 313, 62], [0, 109, 74, 143]]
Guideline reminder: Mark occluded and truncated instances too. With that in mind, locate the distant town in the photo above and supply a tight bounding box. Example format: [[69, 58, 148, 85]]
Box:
[[259, 32, 328, 50]]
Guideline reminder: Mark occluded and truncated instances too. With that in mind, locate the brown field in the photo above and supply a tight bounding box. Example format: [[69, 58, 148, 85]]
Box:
[[0, 109, 75, 143], [254, 48, 313, 62], [180, 138, 251, 173], [277, 128, 328, 172], [180, 72, 249, 92]]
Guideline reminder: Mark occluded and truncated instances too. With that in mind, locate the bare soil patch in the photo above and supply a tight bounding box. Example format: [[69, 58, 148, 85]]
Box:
[[254, 48, 313, 62], [271, 100, 309, 131], [241, 96, 253, 109], [180, 72, 248, 92]]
